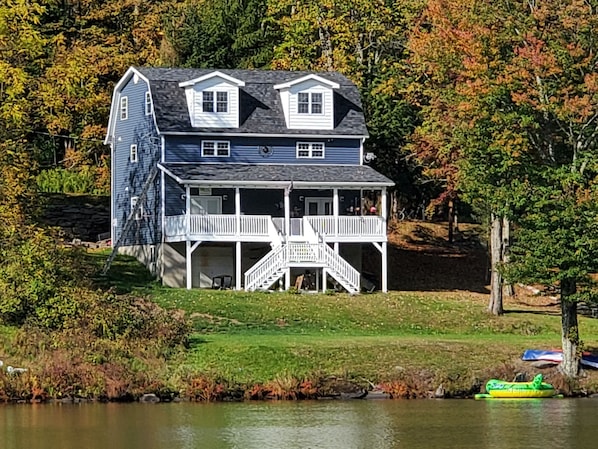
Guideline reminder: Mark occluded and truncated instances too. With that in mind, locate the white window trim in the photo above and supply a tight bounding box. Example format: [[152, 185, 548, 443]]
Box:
[[120, 96, 128, 120], [202, 90, 229, 113], [296, 142, 325, 159], [130, 144, 138, 163], [202, 140, 231, 157], [131, 196, 143, 220], [145, 92, 152, 115], [298, 92, 323, 115]]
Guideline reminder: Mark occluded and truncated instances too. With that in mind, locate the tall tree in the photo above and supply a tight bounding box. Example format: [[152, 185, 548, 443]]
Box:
[[408, 0, 598, 377], [165, 0, 278, 69], [269, 0, 425, 212]]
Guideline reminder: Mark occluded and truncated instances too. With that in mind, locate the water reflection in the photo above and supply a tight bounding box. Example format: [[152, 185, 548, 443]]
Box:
[[1, 399, 597, 449]]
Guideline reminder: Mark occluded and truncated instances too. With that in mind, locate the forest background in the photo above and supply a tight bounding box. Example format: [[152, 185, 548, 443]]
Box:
[[1, 0, 598, 382]]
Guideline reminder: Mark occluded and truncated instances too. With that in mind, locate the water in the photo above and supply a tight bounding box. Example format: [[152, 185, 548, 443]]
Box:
[[1, 398, 597, 449]]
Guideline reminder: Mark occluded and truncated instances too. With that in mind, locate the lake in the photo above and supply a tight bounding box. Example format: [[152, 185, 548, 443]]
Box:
[[1, 398, 597, 448]]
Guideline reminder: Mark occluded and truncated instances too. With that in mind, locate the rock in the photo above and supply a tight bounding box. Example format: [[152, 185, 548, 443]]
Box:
[[531, 361, 558, 369], [139, 393, 160, 403], [434, 384, 445, 398], [366, 389, 391, 400], [513, 372, 527, 382]]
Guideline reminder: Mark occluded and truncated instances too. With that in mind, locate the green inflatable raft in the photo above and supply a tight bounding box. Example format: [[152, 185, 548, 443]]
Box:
[[475, 374, 558, 399]]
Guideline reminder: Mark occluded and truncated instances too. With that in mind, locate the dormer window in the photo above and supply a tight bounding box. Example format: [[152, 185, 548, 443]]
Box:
[[298, 92, 323, 114], [180, 72, 244, 128], [274, 74, 339, 130], [202, 91, 229, 112]]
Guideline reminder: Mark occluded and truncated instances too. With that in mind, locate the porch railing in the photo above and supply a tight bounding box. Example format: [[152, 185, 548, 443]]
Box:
[[165, 214, 272, 240], [164, 214, 386, 240], [306, 215, 385, 238]]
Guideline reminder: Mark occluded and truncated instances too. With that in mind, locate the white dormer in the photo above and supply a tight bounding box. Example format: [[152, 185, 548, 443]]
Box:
[[179, 71, 245, 128], [274, 74, 339, 130]]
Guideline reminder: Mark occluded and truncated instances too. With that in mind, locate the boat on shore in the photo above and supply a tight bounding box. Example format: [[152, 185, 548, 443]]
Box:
[[475, 374, 558, 399]]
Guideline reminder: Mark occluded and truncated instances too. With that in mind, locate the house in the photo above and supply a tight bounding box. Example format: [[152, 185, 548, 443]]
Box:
[[104, 67, 394, 293]]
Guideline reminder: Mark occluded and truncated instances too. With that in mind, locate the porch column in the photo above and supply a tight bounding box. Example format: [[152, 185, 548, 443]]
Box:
[[285, 267, 291, 290], [185, 185, 191, 239], [381, 187, 388, 293], [185, 186, 192, 290], [333, 188, 339, 238], [322, 268, 327, 293], [235, 187, 241, 236], [284, 186, 290, 236], [186, 240, 192, 290], [236, 241, 242, 290]]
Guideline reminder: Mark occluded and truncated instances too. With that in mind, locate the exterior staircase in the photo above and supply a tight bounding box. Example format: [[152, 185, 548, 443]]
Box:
[[244, 241, 360, 294]]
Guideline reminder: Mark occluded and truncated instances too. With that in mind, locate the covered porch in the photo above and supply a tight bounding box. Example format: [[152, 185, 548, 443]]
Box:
[[159, 163, 394, 292]]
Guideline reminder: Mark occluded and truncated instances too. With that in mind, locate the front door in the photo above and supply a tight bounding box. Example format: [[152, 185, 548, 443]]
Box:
[[305, 197, 332, 215]]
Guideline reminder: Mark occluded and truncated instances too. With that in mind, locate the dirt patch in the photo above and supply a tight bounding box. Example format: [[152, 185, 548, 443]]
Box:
[[366, 220, 489, 293]]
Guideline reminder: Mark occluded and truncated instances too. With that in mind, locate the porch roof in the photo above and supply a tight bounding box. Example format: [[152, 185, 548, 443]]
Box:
[[159, 163, 394, 188]]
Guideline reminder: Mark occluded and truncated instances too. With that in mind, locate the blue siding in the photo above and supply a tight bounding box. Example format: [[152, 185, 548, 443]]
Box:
[[112, 76, 161, 246], [164, 136, 361, 165]]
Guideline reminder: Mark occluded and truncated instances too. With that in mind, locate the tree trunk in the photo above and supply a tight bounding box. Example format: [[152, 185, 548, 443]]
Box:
[[560, 278, 579, 378], [501, 217, 515, 297], [447, 199, 454, 243], [489, 214, 504, 315]]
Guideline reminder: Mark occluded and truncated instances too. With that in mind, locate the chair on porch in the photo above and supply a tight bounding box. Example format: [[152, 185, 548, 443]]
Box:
[[211, 275, 233, 290]]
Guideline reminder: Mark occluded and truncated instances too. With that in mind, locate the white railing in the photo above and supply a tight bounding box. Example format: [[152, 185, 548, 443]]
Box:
[[165, 214, 386, 241], [244, 241, 360, 293], [307, 216, 385, 238], [165, 214, 272, 239], [320, 244, 360, 293], [244, 244, 287, 291]]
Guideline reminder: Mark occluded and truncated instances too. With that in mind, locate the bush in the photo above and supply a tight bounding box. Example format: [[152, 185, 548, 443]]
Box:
[[36, 167, 108, 195]]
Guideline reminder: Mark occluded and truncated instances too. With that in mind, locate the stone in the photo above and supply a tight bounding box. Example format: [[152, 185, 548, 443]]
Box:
[[139, 393, 160, 403]]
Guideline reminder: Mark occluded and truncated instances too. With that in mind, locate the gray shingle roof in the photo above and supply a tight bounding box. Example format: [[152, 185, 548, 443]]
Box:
[[159, 163, 393, 187], [135, 67, 368, 136]]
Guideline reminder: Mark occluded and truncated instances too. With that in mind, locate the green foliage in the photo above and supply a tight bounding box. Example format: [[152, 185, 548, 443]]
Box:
[[36, 167, 109, 195], [0, 226, 79, 326], [165, 0, 277, 69]]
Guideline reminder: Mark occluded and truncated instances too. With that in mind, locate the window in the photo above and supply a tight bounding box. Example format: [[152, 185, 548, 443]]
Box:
[[131, 196, 143, 220], [120, 96, 128, 120], [298, 93, 310, 114], [202, 91, 228, 113], [311, 93, 322, 114], [296, 142, 325, 159], [190, 194, 222, 215], [130, 144, 138, 163], [202, 91, 214, 112], [297, 92, 323, 114], [145, 92, 152, 115], [216, 92, 228, 112], [202, 141, 230, 157]]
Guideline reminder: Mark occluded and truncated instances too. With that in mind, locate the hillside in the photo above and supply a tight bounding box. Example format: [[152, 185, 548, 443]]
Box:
[[366, 220, 489, 293]]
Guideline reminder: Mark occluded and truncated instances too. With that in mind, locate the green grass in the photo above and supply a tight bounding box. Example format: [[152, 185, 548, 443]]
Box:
[[96, 254, 598, 385]]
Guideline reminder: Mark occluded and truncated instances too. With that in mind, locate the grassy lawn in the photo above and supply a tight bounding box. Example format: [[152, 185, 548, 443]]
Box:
[[152, 288, 591, 384], [88, 256, 597, 386]]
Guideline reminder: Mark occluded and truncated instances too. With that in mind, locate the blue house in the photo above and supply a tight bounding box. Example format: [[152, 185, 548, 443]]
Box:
[[104, 67, 393, 293]]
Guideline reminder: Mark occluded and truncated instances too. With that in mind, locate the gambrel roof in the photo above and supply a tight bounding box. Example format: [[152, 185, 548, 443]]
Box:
[[134, 67, 368, 137]]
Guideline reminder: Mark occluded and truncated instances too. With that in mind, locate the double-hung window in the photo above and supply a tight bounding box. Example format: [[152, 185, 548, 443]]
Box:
[[145, 92, 152, 115], [298, 92, 323, 114], [202, 91, 228, 113], [296, 142, 325, 159], [120, 96, 128, 120], [131, 196, 143, 220], [202, 141, 230, 157], [130, 144, 138, 163]]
